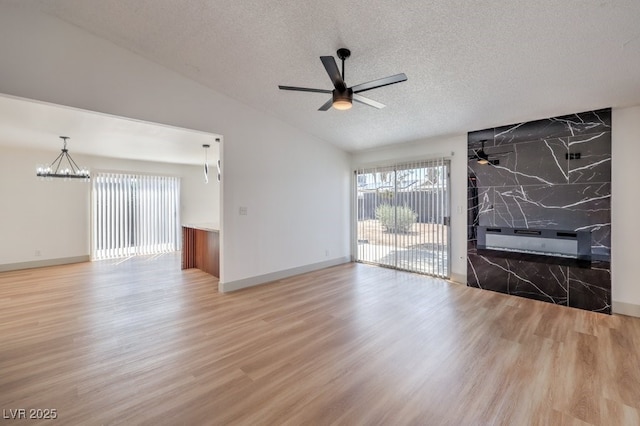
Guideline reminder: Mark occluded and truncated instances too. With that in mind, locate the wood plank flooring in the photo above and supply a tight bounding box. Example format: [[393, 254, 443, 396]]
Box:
[[1, 253, 639, 425]]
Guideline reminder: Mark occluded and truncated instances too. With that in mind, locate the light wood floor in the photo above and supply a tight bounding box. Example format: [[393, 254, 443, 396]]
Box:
[[1, 254, 639, 425]]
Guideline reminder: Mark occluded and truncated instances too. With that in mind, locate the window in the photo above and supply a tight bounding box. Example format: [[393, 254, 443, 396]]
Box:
[[92, 172, 180, 260]]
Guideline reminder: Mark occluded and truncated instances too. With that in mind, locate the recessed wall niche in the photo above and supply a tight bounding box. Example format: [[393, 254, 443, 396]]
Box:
[[467, 108, 611, 314]]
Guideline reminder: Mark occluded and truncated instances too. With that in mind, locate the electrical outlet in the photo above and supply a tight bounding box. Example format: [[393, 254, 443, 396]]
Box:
[[34, 250, 41, 257], [325, 249, 330, 257], [239, 206, 248, 215]]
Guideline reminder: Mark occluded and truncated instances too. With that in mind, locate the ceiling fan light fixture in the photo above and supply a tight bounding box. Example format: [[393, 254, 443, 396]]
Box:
[[333, 100, 352, 110], [278, 48, 407, 111], [332, 89, 353, 110], [475, 139, 490, 165]]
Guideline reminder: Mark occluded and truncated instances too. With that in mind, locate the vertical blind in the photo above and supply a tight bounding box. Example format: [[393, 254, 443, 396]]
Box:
[[92, 172, 181, 260], [355, 158, 450, 278]]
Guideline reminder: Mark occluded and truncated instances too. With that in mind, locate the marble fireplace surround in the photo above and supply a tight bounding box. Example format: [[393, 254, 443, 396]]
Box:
[[467, 108, 611, 314]]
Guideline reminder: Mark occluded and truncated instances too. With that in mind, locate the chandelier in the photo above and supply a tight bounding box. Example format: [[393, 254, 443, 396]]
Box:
[[36, 136, 90, 180]]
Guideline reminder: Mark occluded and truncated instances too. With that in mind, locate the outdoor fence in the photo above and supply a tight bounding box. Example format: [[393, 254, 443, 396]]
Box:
[[357, 189, 449, 224]]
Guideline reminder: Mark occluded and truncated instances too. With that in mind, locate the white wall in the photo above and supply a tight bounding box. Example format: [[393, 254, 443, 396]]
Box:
[[221, 131, 351, 284], [0, 4, 351, 284], [0, 145, 218, 266], [180, 160, 220, 227], [0, 146, 89, 264], [612, 106, 640, 314], [351, 134, 468, 284]]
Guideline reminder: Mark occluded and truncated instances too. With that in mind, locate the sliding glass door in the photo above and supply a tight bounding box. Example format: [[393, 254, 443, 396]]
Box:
[[355, 159, 450, 278], [92, 172, 181, 260]]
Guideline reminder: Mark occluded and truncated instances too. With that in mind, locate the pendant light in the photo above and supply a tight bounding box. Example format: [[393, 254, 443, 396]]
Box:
[[215, 137, 221, 182], [203, 144, 210, 183]]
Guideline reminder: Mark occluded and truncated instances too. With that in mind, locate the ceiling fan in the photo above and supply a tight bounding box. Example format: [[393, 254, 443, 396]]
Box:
[[469, 140, 500, 166], [278, 48, 407, 111]]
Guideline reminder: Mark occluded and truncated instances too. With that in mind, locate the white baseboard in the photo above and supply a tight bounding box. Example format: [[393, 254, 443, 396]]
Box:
[[449, 272, 466, 285], [0, 256, 90, 273], [613, 300, 640, 318], [219, 256, 351, 293]]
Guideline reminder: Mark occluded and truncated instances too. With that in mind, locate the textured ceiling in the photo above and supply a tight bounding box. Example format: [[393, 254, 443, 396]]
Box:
[[10, 0, 640, 151]]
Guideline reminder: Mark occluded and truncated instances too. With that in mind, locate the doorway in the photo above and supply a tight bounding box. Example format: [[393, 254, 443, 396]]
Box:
[[355, 159, 451, 278]]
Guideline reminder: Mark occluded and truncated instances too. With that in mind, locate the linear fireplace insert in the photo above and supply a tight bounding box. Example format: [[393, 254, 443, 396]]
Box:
[[477, 226, 591, 260]]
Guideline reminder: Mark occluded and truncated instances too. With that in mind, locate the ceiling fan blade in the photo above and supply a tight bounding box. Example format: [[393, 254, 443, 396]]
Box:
[[353, 94, 385, 109], [318, 98, 333, 111], [351, 73, 407, 94], [279, 85, 332, 94], [320, 56, 346, 91]]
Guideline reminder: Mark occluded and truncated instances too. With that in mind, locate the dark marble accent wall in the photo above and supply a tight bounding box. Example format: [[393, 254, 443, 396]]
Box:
[[467, 108, 611, 314]]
